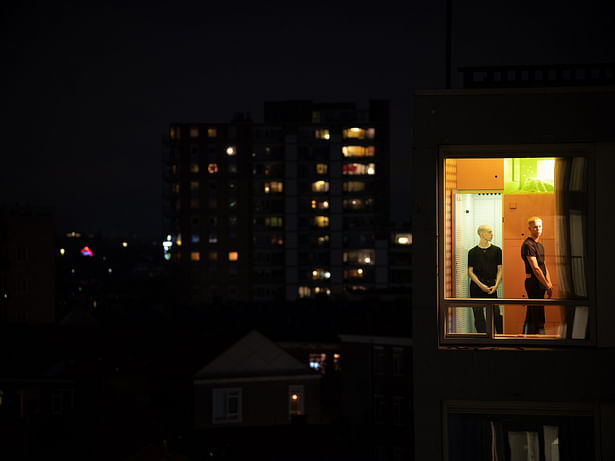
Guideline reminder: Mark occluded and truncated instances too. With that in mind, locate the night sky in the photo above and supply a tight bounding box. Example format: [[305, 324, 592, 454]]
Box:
[[1, 1, 613, 240]]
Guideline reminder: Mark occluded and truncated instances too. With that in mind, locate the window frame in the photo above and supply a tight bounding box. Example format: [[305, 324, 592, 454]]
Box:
[[437, 144, 596, 348]]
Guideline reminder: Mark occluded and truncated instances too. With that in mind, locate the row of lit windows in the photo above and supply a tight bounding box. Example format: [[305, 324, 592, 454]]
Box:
[[191, 251, 238, 262], [313, 127, 376, 140]]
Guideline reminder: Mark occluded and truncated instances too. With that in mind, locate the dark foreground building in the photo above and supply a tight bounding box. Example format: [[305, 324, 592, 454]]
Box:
[[412, 65, 615, 460]]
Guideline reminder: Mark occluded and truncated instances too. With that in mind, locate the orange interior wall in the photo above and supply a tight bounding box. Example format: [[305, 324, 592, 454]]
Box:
[[456, 158, 504, 190], [502, 193, 561, 334]]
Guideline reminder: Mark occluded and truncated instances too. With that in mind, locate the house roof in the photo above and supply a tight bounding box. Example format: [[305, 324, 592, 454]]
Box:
[[193, 330, 314, 380]]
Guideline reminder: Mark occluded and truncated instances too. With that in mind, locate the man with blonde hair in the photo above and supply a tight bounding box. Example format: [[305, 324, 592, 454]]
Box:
[[521, 216, 553, 334], [468, 224, 503, 333]]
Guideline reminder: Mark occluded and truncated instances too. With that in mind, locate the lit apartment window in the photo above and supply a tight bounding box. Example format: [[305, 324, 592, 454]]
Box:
[[315, 163, 328, 175], [366, 128, 375, 139], [343, 181, 365, 192], [226, 146, 236, 156], [344, 268, 364, 279], [212, 388, 241, 424], [228, 251, 238, 261], [209, 235, 218, 244], [394, 233, 412, 245], [191, 234, 200, 243], [343, 198, 373, 210], [343, 163, 376, 175], [208, 127, 217, 138], [190, 127, 199, 138], [441, 154, 589, 343], [298, 286, 311, 298], [172, 184, 180, 194], [312, 268, 331, 280], [312, 180, 330, 193], [209, 251, 218, 261], [264, 181, 283, 193], [343, 127, 365, 139], [315, 129, 330, 140], [265, 216, 283, 228], [312, 111, 321, 123], [317, 235, 330, 246], [170, 127, 177, 140], [313, 216, 329, 228], [342, 145, 376, 158], [311, 200, 329, 210], [190, 251, 200, 261], [313, 286, 331, 296], [190, 163, 199, 173], [288, 385, 304, 417], [208, 163, 219, 174], [344, 249, 375, 264]]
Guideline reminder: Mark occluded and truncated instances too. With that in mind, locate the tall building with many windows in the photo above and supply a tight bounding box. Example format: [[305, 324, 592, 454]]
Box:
[[163, 100, 407, 305]]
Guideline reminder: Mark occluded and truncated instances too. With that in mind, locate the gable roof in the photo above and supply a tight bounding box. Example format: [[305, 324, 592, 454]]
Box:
[[193, 330, 314, 380]]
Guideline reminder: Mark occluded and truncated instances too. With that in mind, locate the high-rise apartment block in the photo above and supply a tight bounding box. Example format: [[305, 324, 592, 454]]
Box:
[[163, 100, 409, 304]]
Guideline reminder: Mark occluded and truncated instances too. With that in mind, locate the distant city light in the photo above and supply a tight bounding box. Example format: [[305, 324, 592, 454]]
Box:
[[122, 242, 128, 248], [80, 246, 93, 257], [108, 268, 112, 273], [358, 268, 364, 275], [66, 231, 81, 238], [226, 146, 236, 156], [60, 248, 65, 255], [351, 127, 361, 132], [395, 233, 412, 245], [164, 254, 171, 261], [291, 394, 299, 400], [364, 257, 371, 264]]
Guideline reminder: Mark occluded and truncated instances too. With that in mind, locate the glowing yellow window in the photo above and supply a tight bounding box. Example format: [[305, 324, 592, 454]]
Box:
[[191, 163, 199, 173], [264, 181, 283, 193], [208, 128, 217, 138], [190, 251, 200, 261], [314, 216, 329, 228], [189, 127, 199, 138], [315, 163, 328, 174], [228, 251, 239, 261], [343, 127, 365, 139], [312, 181, 330, 192], [208, 163, 219, 174], [315, 129, 330, 140]]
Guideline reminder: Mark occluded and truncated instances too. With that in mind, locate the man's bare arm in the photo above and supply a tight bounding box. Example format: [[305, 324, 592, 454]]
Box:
[[527, 256, 552, 292], [468, 267, 489, 293]]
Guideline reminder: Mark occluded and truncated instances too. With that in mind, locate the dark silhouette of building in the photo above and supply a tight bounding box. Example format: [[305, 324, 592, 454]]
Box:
[[0, 207, 55, 323], [412, 64, 615, 460]]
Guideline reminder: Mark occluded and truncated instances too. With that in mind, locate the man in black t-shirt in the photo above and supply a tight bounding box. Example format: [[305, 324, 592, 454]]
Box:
[[521, 216, 553, 334], [468, 224, 503, 333]]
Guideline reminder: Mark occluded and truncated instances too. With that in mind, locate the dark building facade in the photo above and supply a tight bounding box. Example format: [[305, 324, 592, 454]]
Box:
[[163, 100, 411, 305], [412, 71, 615, 460]]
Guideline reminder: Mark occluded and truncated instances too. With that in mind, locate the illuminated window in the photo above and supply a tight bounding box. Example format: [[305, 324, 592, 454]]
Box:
[[344, 268, 364, 279], [288, 385, 304, 416], [366, 128, 375, 139], [208, 251, 218, 261], [395, 233, 412, 245], [343, 127, 365, 139], [317, 235, 330, 246], [311, 200, 329, 210], [190, 163, 199, 173], [312, 180, 330, 192], [342, 145, 375, 158], [313, 216, 329, 228], [343, 198, 375, 210], [315, 163, 328, 175], [315, 129, 330, 140], [441, 155, 589, 342], [312, 268, 331, 280], [226, 146, 236, 156], [172, 184, 180, 193], [208, 127, 217, 138], [170, 127, 177, 140], [208, 163, 219, 174], [298, 286, 311, 298], [343, 163, 376, 175], [343, 181, 365, 192], [190, 251, 200, 261], [265, 216, 283, 228], [189, 127, 199, 138], [191, 235, 200, 243], [209, 235, 218, 244], [264, 181, 283, 193], [344, 249, 375, 265], [228, 251, 238, 261], [313, 286, 331, 296]]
